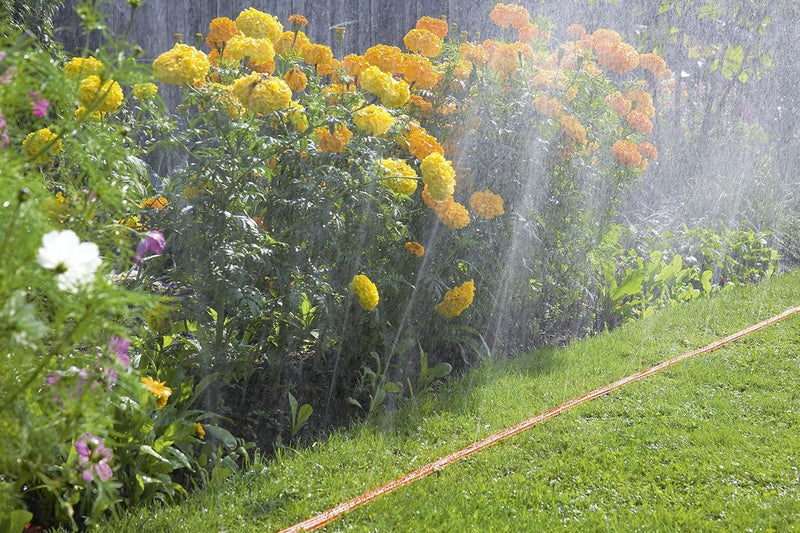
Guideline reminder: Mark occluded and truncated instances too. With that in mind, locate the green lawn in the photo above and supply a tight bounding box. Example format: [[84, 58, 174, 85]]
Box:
[[113, 271, 800, 531]]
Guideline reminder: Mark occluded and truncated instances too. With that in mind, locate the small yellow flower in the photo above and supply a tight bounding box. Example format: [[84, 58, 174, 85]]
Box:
[[23, 128, 62, 164], [141, 376, 172, 408], [195, 422, 206, 438], [78, 75, 124, 114], [64, 56, 104, 80], [132, 82, 159, 100], [434, 279, 475, 317], [350, 274, 379, 311], [379, 158, 418, 195]]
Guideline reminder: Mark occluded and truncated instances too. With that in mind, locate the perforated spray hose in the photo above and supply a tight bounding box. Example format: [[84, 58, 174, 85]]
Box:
[[280, 306, 800, 532]]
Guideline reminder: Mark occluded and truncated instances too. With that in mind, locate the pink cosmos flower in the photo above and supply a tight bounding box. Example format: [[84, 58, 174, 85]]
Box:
[[133, 230, 166, 265], [74, 433, 114, 482], [29, 92, 50, 118]]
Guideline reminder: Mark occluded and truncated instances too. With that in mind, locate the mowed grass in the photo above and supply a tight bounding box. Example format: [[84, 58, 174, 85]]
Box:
[[113, 271, 800, 532]]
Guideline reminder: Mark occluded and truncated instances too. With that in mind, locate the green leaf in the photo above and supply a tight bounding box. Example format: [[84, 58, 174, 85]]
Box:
[[1, 510, 33, 533], [203, 425, 237, 449], [296, 403, 313, 427], [431, 362, 452, 379], [610, 270, 644, 302], [721, 44, 744, 79]]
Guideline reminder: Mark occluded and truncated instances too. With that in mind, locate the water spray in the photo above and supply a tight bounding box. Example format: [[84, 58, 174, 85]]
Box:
[[279, 306, 800, 532]]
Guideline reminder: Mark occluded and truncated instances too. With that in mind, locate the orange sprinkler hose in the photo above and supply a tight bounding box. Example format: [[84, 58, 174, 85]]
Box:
[[280, 306, 800, 533]]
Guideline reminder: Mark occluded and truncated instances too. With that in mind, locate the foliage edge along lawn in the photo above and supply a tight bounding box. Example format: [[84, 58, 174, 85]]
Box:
[[112, 270, 800, 531]]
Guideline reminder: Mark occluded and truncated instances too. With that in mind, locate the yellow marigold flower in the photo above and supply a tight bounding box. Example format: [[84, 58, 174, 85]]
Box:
[[379, 158, 418, 195], [78, 75, 123, 113], [459, 42, 488, 65], [206, 17, 239, 49], [416, 16, 448, 39], [132, 82, 158, 100], [195, 422, 206, 438], [153, 43, 210, 86], [490, 3, 531, 29], [224, 34, 276, 64], [274, 30, 311, 55], [611, 139, 642, 167], [236, 8, 283, 41], [469, 189, 505, 219], [405, 241, 425, 257], [364, 44, 402, 74], [316, 59, 341, 81], [360, 65, 410, 108], [342, 54, 369, 79], [434, 279, 475, 317], [232, 72, 292, 114], [64, 56, 104, 80], [353, 104, 395, 135], [626, 110, 653, 135], [315, 123, 352, 152], [141, 196, 168, 209], [405, 125, 444, 161], [451, 59, 473, 81], [420, 152, 456, 201], [141, 376, 172, 408], [204, 82, 243, 119], [23, 128, 62, 163], [300, 43, 333, 65], [284, 66, 308, 92], [350, 274, 379, 311], [434, 198, 470, 229], [605, 91, 631, 116], [281, 101, 308, 131], [400, 53, 439, 90], [559, 114, 588, 144], [638, 141, 658, 160], [403, 28, 443, 58], [74, 106, 103, 121], [288, 14, 308, 30]]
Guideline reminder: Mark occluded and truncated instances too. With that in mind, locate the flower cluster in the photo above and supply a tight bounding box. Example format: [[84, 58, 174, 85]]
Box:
[[379, 158, 418, 195], [78, 75, 123, 114], [490, 3, 531, 29], [23, 127, 61, 163], [403, 28, 443, 58], [360, 66, 410, 108], [420, 152, 456, 201], [141, 376, 172, 408], [153, 43, 210, 86], [351, 274, 379, 311], [75, 433, 113, 483], [232, 72, 292, 114], [434, 279, 475, 317], [468, 190, 505, 220], [236, 7, 283, 41], [353, 104, 395, 135], [611, 139, 643, 167], [315, 122, 352, 152]]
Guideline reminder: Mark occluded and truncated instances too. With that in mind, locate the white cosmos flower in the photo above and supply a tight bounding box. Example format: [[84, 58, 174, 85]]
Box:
[[37, 229, 102, 292]]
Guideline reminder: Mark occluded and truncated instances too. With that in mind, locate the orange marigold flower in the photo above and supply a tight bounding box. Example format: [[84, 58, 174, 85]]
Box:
[[638, 141, 658, 160], [638, 52, 668, 79], [559, 114, 588, 144], [434, 279, 475, 317], [141, 196, 168, 209], [403, 28, 443, 58], [434, 199, 470, 230], [460, 42, 489, 65], [416, 16, 448, 39], [405, 241, 425, 257], [301, 43, 333, 65], [274, 30, 311, 54], [605, 91, 632, 116], [342, 54, 369, 79], [408, 94, 433, 116], [451, 59, 473, 81], [626, 110, 653, 135], [566, 24, 587, 40], [141, 376, 172, 408], [317, 59, 341, 80], [595, 40, 639, 75], [533, 94, 562, 119], [490, 3, 531, 29], [468, 189, 505, 219], [405, 125, 444, 161], [488, 43, 519, 76], [517, 23, 539, 42], [625, 88, 655, 119], [611, 140, 642, 167], [284, 66, 308, 92], [288, 14, 308, 29], [315, 123, 352, 153], [206, 17, 239, 49], [400, 53, 439, 90]]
